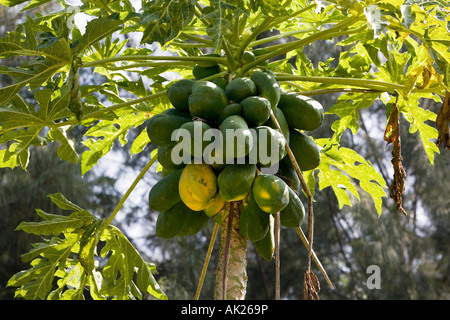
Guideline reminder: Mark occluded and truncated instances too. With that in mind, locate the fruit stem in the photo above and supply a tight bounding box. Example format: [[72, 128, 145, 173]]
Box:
[[105, 153, 158, 226], [195, 222, 220, 300], [274, 211, 281, 300]]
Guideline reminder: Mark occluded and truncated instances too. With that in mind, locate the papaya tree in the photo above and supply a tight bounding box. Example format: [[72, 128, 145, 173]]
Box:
[[1, 0, 449, 300]]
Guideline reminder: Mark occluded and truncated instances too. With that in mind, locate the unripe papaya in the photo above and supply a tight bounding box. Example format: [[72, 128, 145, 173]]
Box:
[[251, 71, 281, 109], [217, 103, 242, 125], [146, 108, 191, 146], [240, 51, 256, 65], [252, 174, 289, 214], [239, 191, 270, 242], [240, 96, 271, 126], [225, 77, 257, 103], [148, 168, 183, 212], [253, 215, 275, 261], [188, 81, 229, 121], [280, 187, 305, 228], [217, 163, 257, 201], [155, 201, 188, 239], [263, 107, 290, 143], [177, 120, 212, 160], [158, 145, 185, 170], [278, 93, 324, 131], [193, 64, 221, 80], [177, 209, 210, 237], [279, 161, 300, 191], [283, 129, 321, 172], [220, 115, 253, 159], [167, 79, 195, 111], [248, 126, 286, 167], [212, 77, 228, 91], [179, 164, 218, 211]]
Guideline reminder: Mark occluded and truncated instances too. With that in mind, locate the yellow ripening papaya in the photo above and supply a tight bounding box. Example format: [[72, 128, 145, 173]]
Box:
[[178, 164, 218, 211]]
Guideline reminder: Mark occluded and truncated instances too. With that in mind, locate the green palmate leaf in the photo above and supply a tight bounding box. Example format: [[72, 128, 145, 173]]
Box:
[[0, 21, 72, 104], [8, 193, 166, 300], [140, 0, 197, 46], [0, 126, 46, 170], [326, 92, 379, 145], [100, 226, 167, 300], [130, 127, 151, 156], [81, 112, 149, 175], [203, 0, 249, 46], [398, 93, 441, 164], [7, 234, 80, 300], [17, 209, 94, 236], [47, 127, 80, 164], [73, 16, 125, 55], [317, 140, 387, 214]]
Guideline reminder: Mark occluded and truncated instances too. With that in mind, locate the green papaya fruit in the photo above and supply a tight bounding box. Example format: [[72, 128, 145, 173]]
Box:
[[253, 215, 275, 261], [217, 103, 242, 125], [283, 129, 321, 172], [217, 163, 257, 201], [225, 77, 257, 103], [252, 174, 289, 214], [148, 168, 183, 212], [280, 187, 305, 228], [279, 161, 300, 191], [240, 96, 271, 126], [155, 201, 189, 239], [239, 191, 270, 242], [219, 115, 253, 159], [161, 166, 175, 177], [177, 209, 210, 236], [158, 145, 185, 170], [193, 64, 221, 80], [212, 77, 228, 91], [146, 108, 191, 146], [167, 79, 195, 111], [263, 107, 290, 143], [177, 120, 212, 160], [248, 126, 286, 167], [188, 81, 229, 121], [241, 51, 256, 65], [278, 93, 324, 131], [251, 71, 281, 109]]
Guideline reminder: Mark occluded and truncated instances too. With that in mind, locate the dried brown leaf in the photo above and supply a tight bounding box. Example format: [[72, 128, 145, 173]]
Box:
[[384, 103, 408, 216], [436, 91, 450, 150], [303, 270, 320, 300]]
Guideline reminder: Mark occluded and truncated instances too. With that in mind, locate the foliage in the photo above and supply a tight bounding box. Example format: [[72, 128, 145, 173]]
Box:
[[0, 0, 449, 300]]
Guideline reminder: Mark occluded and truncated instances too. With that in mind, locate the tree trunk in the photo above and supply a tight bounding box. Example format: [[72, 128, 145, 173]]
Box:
[[214, 202, 248, 300]]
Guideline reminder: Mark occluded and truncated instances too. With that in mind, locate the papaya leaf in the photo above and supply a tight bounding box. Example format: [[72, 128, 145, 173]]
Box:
[[47, 127, 80, 165], [317, 139, 387, 215], [80, 112, 149, 175], [398, 93, 440, 164], [99, 226, 167, 300], [203, 0, 249, 46], [7, 193, 166, 300], [0, 21, 72, 104], [326, 92, 379, 145], [140, 0, 197, 46], [72, 16, 125, 55]]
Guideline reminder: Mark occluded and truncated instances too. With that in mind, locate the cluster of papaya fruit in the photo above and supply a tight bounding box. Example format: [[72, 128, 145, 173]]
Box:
[[146, 57, 324, 261]]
